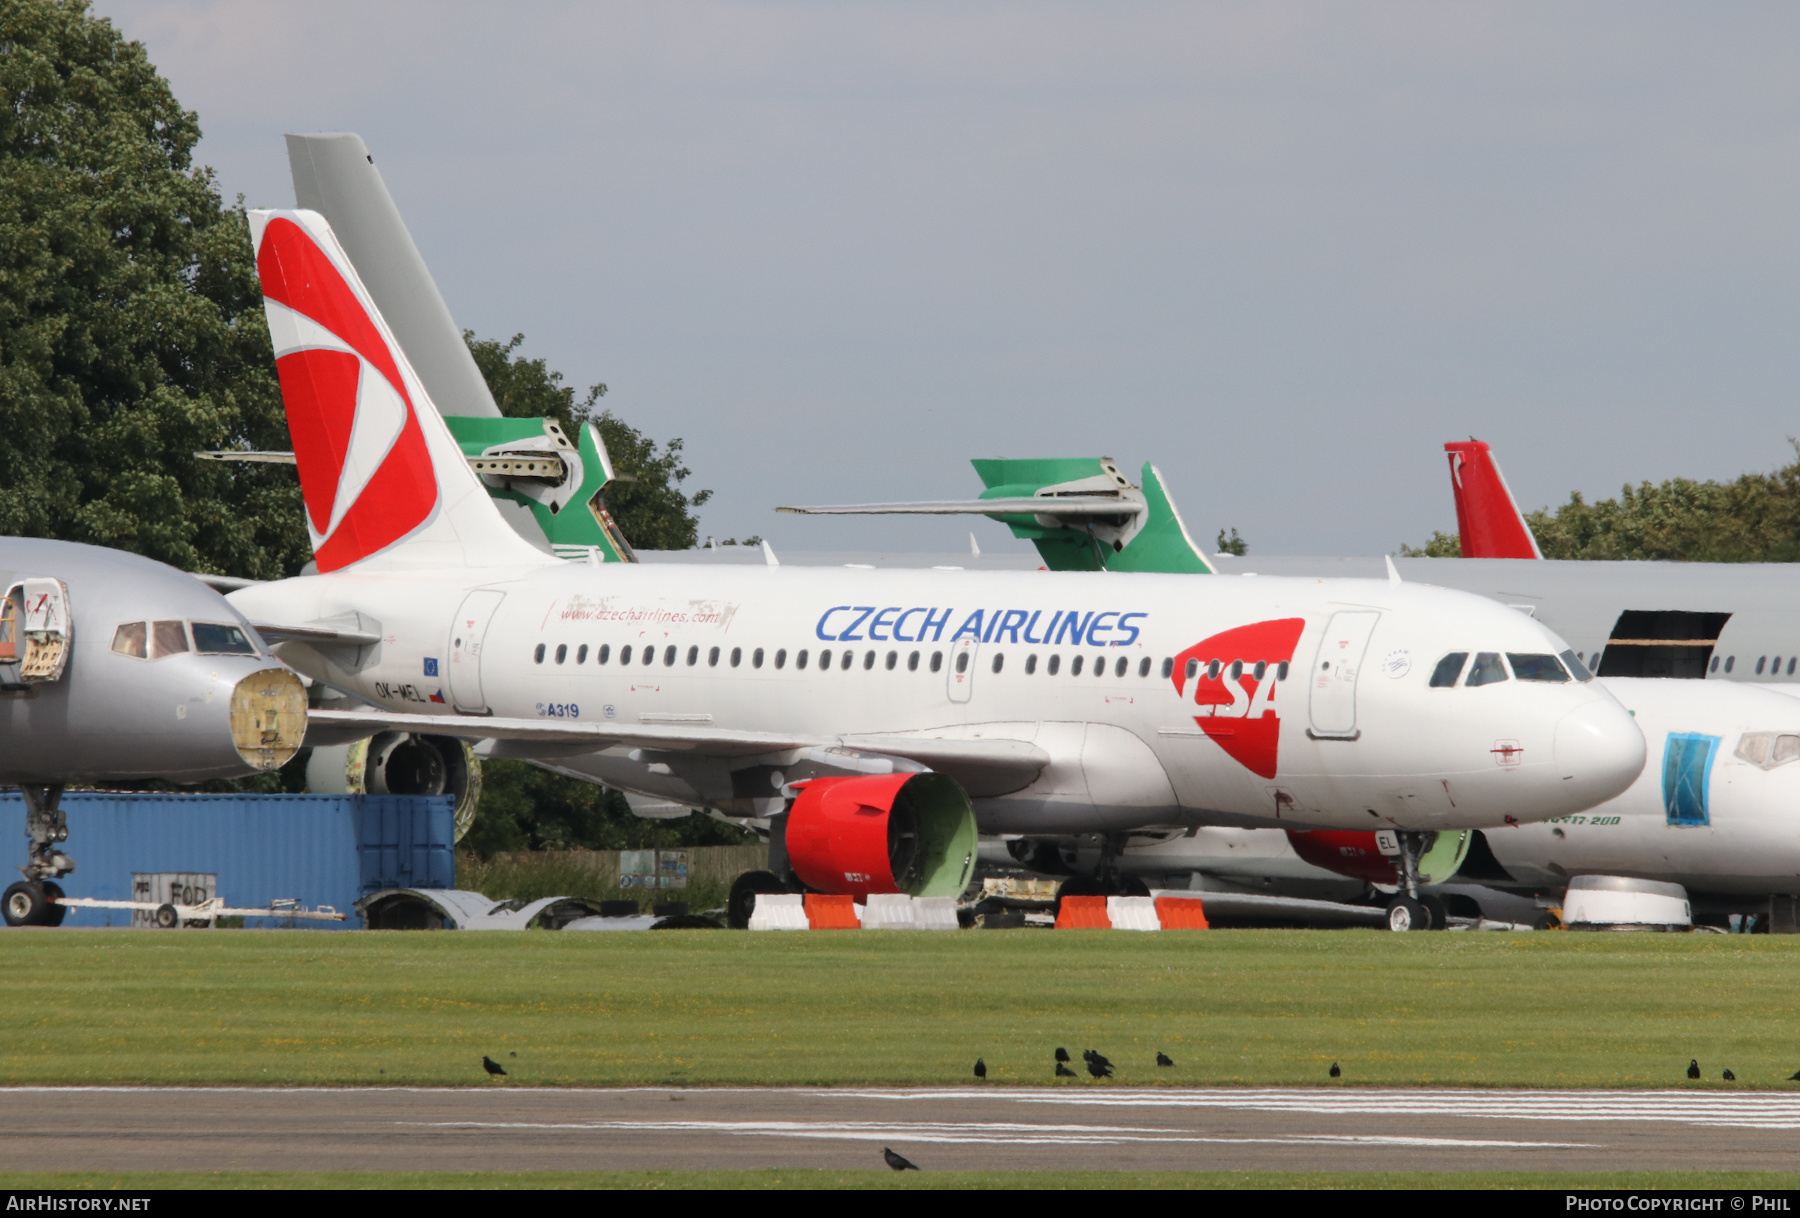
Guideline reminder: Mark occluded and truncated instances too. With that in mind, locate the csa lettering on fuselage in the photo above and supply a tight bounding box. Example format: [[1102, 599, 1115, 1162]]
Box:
[[814, 605, 1146, 646], [1171, 618, 1308, 781]]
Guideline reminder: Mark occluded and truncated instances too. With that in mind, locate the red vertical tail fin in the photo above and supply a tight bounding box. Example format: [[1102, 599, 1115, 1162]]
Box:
[[1444, 440, 1542, 560]]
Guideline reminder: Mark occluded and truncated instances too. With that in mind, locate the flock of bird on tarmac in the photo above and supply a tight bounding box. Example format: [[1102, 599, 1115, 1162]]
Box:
[[470, 1050, 1800, 1172]]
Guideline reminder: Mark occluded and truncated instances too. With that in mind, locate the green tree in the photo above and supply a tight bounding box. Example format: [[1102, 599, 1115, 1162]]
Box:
[[463, 760, 756, 855], [0, 0, 306, 578], [1406, 446, 1800, 562], [1214, 527, 1248, 556], [465, 331, 712, 549], [1399, 530, 1462, 557]]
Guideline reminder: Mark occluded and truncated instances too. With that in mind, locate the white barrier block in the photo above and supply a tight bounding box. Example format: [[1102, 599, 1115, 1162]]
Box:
[[1107, 896, 1161, 931], [747, 892, 809, 931], [912, 896, 960, 930], [860, 893, 916, 929]]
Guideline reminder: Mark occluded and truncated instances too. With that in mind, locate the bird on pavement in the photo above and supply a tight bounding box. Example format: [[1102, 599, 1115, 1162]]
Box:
[[1056, 1062, 1076, 1078], [974, 1058, 986, 1080], [482, 1056, 507, 1077], [1055, 1047, 1071, 1064], [1687, 1059, 1701, 1080], [1086, 1058, 1113, 1080], [1724, 1069, 1736, 1081], [1156, 1052, 1174, 1067], [883, 1147, 920, 1171], [1329, 1062, 1341, 1079]]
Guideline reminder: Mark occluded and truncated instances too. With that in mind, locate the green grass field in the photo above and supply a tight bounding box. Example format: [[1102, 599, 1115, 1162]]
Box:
[[3, 1170, 1797, 1190], [1, 928, 1797, 1088]]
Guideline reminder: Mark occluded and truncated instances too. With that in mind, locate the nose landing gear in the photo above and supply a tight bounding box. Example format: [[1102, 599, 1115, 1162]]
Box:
[[4, 785, 70, 927], [1385, 830, 1445, 932]]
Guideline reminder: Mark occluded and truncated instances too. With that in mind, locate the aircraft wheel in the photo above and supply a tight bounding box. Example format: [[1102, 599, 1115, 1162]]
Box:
[[1116, 877, 1152, 898], [152, 903, 180, 930], [1419, 892, 1449, 931], [727, 870, 790, 930], [1386, 897, 1431, 932], [2, 882, 51, 928], [39, 881, 66, 928]]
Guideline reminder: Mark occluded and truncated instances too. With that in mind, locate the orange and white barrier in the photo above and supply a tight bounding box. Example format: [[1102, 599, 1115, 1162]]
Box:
[[1054, 894, 1208, 930], [746, 892, 958, 930]]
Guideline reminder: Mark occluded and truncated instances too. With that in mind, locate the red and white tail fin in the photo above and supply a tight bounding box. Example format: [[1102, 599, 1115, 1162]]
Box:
[[1444, 440, 1542, 560], [248, 209, 549, 573]]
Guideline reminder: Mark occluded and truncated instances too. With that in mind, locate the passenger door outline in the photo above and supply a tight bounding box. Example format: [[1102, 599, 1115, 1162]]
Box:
[[1307, 610, 1380, 738], [449, 589, 506, 713], [947, 636, 979, 704]]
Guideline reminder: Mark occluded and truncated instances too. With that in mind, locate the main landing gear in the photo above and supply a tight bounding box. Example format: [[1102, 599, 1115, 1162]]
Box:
[[1385, 830, 1445, 933], [4, 785, 70, 927]]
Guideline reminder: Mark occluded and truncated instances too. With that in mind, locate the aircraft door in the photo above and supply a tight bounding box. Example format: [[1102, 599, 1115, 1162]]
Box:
[[1, 578, 72, 683], [947, 636, 979, 703], [448, 590, 506, 713], [1308, 610, 1380, 738]]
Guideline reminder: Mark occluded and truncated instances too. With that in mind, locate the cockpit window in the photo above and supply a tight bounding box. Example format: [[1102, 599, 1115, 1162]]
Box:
[[150, 620, 188, 659], [1465, 652, 1509, 687], [1429, 652, 1468, 688], [1508, 653, 1570, 682], [191, 623, 257, 655], [111, 621, 148, 659], [1560, 649, 1593, 681], [1735, 732, 1800, 770]]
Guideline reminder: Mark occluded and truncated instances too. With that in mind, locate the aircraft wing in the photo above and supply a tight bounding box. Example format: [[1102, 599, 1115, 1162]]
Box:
[[255, 622, 384, 647], [304, 709, 1049, 794]]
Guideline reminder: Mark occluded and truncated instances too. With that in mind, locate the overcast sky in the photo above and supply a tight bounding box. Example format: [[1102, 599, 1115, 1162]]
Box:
[[95, 1, 1800, 555]]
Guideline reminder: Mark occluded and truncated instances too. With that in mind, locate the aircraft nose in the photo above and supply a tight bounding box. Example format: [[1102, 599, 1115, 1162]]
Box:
[[1553, 698, 1646, 809], [230, 668, 308, 771]]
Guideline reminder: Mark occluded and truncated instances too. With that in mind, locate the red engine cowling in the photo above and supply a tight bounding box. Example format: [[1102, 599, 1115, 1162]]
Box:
[[786, 772, 978, 899], [1285, 830, 1397, 885]]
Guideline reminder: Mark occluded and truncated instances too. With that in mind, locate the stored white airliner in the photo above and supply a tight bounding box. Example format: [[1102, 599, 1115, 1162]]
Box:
[[230, 208, 1645, 921]]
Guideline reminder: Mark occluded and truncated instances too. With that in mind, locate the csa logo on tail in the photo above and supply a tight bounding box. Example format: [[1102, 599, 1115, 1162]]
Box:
[[255, 216, 439, 572], [1171, 618, 1306, 779]]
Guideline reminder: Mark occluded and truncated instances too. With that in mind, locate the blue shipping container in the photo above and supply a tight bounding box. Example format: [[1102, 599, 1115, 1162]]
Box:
[[0, 793, 455, 929]]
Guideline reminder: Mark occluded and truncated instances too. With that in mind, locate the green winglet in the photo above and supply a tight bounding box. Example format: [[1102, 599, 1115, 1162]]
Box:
[[967, 458, 1214, 574], [444, 416, 637, 562]]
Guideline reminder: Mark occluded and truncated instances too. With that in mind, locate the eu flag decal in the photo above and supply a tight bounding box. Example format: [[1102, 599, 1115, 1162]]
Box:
[[423, 657, 439, 677]]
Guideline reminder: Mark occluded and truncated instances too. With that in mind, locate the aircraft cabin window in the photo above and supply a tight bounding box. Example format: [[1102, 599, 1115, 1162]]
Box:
[[1095, 654, 1106, 677], [908, 651, 920, 671], [1025, 654, 1038, 675], [1184, 659, 1197, 680], [1559, 650, 1591, 681], [992, 653, 1004, 674], [1229, 660, 1242, 681], [819, 649, 832, 669], [754, 648, 765, 669], [577, 644, 588, 664], [841, 650, 854, 670], [1048, 654, 1060, 675], [1710, 655, 1719, 673], [1735, 733, 1800, 769], [644, 646, 656, 666], [619, 645, 631, 664], [709, 646, 720, 667], [1508, 653, 1570, 683], [863, 650, 874, 670], [1162, 658, 1174, 679], [797, 649, 810, 670], [931, 651, 944, 673], [956, 652, 970, 674], [596, 644, 610, 665], [1778, 735, 1800, 764], [1726, 656, 1736, 673], [1115, 657, 1128, 677], [1278, 661, 1289, 680], [533, 644, 546, 664], [1465, 652, 1508, 687], [1429, 653, 1468, 688], [1139, 657, 1152, 678], [555, 644, 568, 664], [886, 651, 897, 670], [775, 649, 788, 669], [1758, 656, 1768, 675], [1776, 656, 1784, 674], [731, 647, 743, 668], [111, 621, 147, 659], [687, 646, 699, 666], [664, 646, 677, 666], [1207, 660, 1222, 680], [1789, 658, 1796, 676], [1071, 656, 1083, 676], [150, 621, 188, 659]]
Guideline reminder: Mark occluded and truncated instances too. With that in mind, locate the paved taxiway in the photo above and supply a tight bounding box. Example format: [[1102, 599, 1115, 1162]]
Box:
[[2, 1086, 1797, 1173]]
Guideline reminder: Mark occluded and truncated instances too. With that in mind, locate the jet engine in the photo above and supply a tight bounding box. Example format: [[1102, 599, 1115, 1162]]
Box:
[[786, 772, 978, 898], [306, 734, 482, 841], [1285, 829, 1471, 888]]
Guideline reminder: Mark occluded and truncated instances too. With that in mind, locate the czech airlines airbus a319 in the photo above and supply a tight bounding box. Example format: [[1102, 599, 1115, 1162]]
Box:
[[231, 208, 1645, 919]]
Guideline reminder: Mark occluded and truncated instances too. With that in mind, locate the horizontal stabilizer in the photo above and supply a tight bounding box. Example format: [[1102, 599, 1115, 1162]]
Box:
[[776, 497, 1144, 520]]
